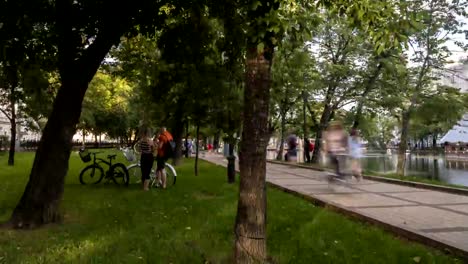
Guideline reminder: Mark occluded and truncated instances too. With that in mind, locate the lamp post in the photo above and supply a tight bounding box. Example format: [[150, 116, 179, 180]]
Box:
[[227, 131, 237, 183]]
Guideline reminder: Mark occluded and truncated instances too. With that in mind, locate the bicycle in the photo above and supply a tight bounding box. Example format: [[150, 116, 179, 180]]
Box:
[[122, 145, 177, 188], [79, 148, 129, 186]]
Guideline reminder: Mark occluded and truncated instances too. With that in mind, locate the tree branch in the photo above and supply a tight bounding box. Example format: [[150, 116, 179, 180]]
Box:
[[0, 108, 12, 121]]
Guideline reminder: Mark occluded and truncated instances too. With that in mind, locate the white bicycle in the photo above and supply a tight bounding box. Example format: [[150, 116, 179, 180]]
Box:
[[122, 144, 177, 188]]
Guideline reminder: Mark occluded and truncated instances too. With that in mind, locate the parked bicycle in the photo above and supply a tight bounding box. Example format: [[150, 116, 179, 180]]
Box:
[[79, 148, 129, 186], [122, 145, 177, 188]]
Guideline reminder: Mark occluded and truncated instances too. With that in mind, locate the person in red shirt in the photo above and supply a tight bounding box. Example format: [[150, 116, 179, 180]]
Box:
[[207, 143, 213, 152], [155, 127, 173, 189]]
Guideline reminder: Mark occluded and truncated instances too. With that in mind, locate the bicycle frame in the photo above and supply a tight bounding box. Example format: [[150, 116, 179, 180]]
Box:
[[90, 153, 115, 172]]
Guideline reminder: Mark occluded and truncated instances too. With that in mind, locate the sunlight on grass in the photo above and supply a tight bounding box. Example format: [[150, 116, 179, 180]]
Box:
[[0, 151, 462, 263]]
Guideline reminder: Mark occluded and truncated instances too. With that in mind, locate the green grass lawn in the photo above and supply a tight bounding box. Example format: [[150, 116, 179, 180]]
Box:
[[0, 151, 461, 263]]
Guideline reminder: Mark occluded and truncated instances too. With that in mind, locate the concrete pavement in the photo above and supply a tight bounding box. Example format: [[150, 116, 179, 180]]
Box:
[[202, 154, 468, 258]]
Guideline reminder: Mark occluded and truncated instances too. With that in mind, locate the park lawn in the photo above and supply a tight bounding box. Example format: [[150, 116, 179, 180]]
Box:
[[0, 151, 462, 263]]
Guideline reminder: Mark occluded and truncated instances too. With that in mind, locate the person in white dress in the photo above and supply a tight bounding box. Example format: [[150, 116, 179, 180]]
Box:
[[348, 129, 363, 181]]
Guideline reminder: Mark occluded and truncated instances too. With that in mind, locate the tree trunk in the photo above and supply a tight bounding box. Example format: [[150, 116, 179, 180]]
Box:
[[302, 92, 310, 163], [7, 65, 18, 166], [8, 94, 16, 166], [397, 111, 410, 176], [228, 140, 236, 183], [9, 28, 119, 228], [92, 134, 96, 148], [174, 133, 183, 165], [433, 134, 437, 149], [10, 80, 91, 228], [214, 132, 220, 153], [172, 121, 184, 166], [276, 113, 286, 161], [311, 105, 332, 163], [185, 121, 189, 158], [194, 123, 200, 176], [352, 62, 383, 129], [172, 103, 185, 165], [82, 130, 86, 147], [234, 46, 271, 263]]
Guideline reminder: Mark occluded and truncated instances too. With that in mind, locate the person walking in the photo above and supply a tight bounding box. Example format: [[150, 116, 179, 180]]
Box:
[[285, 134, 298, 163], [349, 128, 363, 181], [139, 127, 154, 191], [155, 127, 173, 189], [323, 121, 348, 178]]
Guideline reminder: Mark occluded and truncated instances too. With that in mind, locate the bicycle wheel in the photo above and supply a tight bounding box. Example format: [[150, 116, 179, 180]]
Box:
[[127, 164, 142, 185], [133, 141, 141, 156], [110, 163, 129, 186], [164, 163, 177, 188], [79, 165, 104, 185]]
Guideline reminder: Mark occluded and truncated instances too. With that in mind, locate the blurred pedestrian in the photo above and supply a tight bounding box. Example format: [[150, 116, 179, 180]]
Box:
[[323, 121, 348, 178], [285, 134, 298, 162], [349, 128, 363, 181]]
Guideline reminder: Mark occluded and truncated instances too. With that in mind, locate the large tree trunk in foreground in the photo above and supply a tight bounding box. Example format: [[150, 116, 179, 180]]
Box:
[[397, 111, 410, 176], [9, 32, 119, 228], [234, 46, 272, 263], [10, 80, 90, 228]]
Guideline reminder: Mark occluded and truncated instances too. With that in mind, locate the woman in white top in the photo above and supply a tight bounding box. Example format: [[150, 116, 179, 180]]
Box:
[[348, 129, 363, 181]]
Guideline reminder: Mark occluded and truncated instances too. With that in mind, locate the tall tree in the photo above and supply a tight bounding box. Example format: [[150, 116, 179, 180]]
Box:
[[0, 0, 55, 166], [271, 44, 311, 161], [309, 13, 373, 163], [8, 0, 166, 228], [395, 0, 467, 175], [233, 0, 408, 260]]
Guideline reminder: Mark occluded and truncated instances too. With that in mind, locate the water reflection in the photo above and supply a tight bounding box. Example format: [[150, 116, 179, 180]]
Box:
[[266, 149, 468, 187]]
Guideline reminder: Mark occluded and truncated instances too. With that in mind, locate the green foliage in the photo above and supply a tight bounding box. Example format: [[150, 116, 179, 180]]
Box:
[[410, 86, 468, 139], [79, 72, 136, 140]]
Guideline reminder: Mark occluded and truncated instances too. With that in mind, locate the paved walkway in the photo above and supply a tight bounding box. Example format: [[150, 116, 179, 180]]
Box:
[[202, 154, 468, 257]]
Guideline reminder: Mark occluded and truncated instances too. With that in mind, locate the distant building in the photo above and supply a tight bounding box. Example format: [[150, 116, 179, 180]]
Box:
[[440, 114, 468, 144], [0, 106, 42, 148], [0, 113, 9, 138], [435, 62, 468, 92], [439, 60, 468, 154]]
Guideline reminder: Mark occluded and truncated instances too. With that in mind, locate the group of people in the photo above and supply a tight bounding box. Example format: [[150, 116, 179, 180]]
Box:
[[283, 121, 363, 180], [323, 121, 363, 180], [139, 127, 173, 191]]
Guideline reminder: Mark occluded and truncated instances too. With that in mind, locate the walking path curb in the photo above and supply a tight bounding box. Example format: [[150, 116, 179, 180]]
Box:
[[202, 156, 468, 260], [266, 181, 467, 260], [267, 160, 468, 196]]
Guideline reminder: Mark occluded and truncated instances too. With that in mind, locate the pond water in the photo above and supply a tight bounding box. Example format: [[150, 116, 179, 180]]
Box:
[[361, 154, 468, 187], [266, 149, 468, 187]]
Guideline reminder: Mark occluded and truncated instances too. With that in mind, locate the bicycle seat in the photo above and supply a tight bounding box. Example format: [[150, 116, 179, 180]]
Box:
[[107, 154, 117, 160]]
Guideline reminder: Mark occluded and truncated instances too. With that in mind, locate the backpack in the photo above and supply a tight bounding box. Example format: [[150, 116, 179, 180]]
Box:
[[164, 138, 176, 159]]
